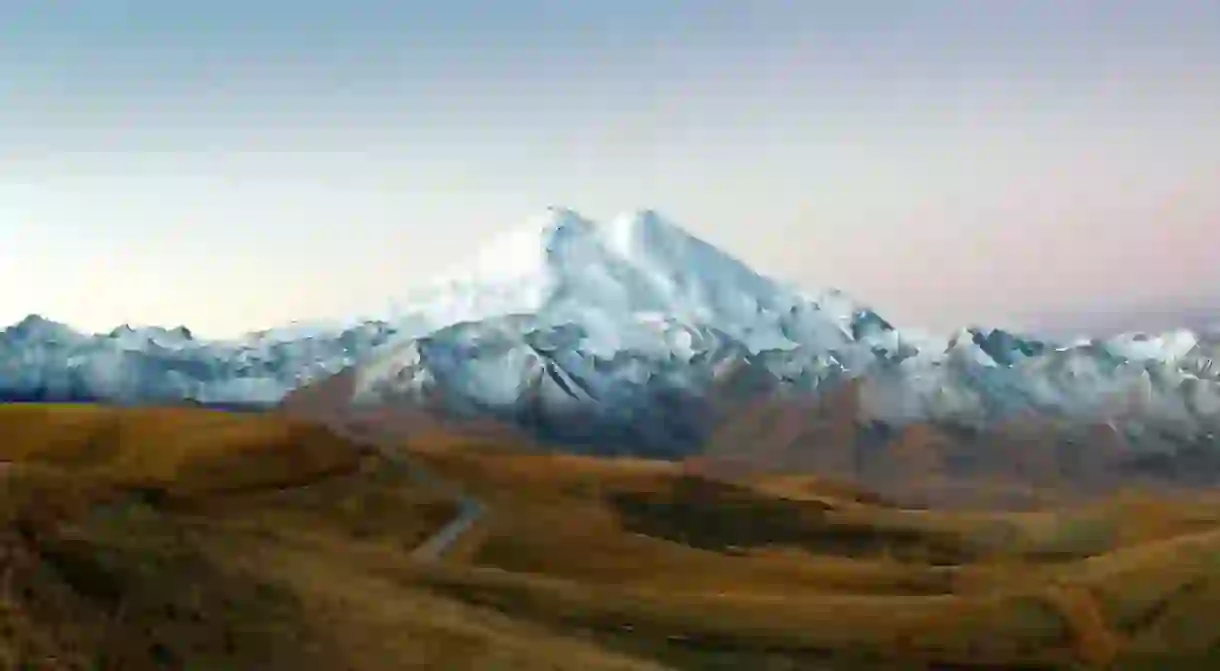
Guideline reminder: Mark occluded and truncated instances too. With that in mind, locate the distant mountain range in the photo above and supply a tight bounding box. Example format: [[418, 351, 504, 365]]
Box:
[[3, 209, 1218, 471], [1025, 300, 1220, 340]]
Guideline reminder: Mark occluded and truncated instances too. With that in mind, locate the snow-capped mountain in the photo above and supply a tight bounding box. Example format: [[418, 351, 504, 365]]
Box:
[[0, 314, 401, 405], [328, 209, 1220, 452], [2, 208, 1218, 457]]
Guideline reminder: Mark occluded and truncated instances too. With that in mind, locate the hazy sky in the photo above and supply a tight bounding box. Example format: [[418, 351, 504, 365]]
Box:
[[2, 1, 1218, 338]]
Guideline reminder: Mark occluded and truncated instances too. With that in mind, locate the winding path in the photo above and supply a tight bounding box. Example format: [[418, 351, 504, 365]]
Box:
[[331, 423, 487, 561], [410, 495, 486, 561]]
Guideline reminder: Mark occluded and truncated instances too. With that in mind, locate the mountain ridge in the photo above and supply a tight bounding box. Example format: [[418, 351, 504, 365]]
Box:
[[1, 208, 1217, 462]]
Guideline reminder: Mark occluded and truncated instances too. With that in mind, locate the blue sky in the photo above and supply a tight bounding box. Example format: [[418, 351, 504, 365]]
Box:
[[2, 1, 1218, 336]]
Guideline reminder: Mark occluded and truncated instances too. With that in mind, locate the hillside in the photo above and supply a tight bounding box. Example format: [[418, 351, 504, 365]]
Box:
[[0, 406, 659, 670], [701, 382, 1220, 508], [3, 404, 1220, 669], [403, 439, 1220, 669]]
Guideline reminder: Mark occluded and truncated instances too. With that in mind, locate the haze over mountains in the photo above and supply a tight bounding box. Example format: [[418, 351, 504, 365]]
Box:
[[3, 209, 1218, 469], [1028, 299, 1220, 340]]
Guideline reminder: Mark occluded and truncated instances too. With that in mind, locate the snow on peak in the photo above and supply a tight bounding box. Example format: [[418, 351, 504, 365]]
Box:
[[105, 324, 197, 351], [594, 209, 788, 314], [601, 209, 691, 258], [1102, 329, 1200, 362], [10, 313, 64, 331], [3, 314, 83, 343], [386, 207, 868, 355], [432, 207, 595, 287], [429, 207, 715, 291]]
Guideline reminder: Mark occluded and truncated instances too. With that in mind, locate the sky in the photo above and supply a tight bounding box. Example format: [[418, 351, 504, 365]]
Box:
[[1, 0, 1218, 338]]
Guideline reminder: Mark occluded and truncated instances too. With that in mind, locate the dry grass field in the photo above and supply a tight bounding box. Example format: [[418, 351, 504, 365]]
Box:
[[405, 436, 1220, 670], [2, 406, 1220, 669], [0, 405, 659, 670]]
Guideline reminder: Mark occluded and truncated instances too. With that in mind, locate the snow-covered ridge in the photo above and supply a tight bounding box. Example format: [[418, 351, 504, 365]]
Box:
[[0, 314, 401, 404], [1, 208, 1217, 454]]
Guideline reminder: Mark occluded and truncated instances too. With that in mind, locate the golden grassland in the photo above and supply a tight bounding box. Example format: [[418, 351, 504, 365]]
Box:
[[404, 435, 1220, 669], [0, 405, 660, 670], [2, 406, 1220, 669]]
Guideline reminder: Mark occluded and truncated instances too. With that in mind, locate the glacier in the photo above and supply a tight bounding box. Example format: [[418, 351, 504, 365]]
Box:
[[2, 208, 1218, 456]]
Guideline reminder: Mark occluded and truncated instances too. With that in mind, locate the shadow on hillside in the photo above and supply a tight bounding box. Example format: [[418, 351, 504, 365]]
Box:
[[607, 475, 978, 564]]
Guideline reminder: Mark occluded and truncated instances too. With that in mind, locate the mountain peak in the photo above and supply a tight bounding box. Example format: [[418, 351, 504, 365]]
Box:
[[7, 314, 75, 336], [385, 208, 870, 356], [428, 207, 681, 288], [107, 323, 195, 341], [538, 206, 595, 240], [600, 209, 696, 258], [1, 315, 86, 350], [431, 207, 594, 288]]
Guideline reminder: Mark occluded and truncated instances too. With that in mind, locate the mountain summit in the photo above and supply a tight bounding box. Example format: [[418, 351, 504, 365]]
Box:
[[388, 208, 874, 356]]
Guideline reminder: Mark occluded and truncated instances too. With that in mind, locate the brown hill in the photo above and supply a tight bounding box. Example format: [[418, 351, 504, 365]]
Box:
[[406, 443, 1220, 669], [280, 366, 544, 455], [700, 381, 1216, 509], [0, 405, 656, 670]]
